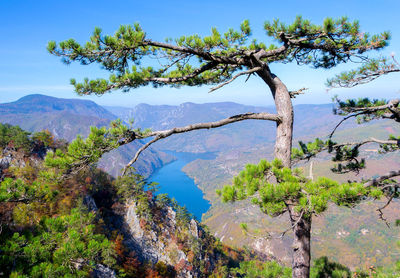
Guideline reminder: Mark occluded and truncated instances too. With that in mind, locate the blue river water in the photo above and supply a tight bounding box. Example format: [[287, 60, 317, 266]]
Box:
[[147, 151, 216, 220]]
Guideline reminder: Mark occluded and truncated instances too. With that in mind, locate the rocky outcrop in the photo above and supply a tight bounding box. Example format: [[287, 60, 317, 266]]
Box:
[[0, 153, 12, 180], [92, 264, 117, 278], [123, 201, 216, 278], [0, 147, 47, 181]]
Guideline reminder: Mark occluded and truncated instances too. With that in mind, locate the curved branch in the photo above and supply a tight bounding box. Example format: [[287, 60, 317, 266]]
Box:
[[344, 99, 399, 113], [291, 137, 398, 166], [329, 99, 400, 138], [327, 55, 399, 89], [146, 40, 246, 65], [122, 136, 160, 175], [364, 169, 400, 188], [377, 194, 394, 227], [122, 112, 281, 174], [278, 209, 305, 239], [106, 61, 220, 90], [208, 67, 262, 93], [334, 137, 397, 149], [329, 111, 370, 138]]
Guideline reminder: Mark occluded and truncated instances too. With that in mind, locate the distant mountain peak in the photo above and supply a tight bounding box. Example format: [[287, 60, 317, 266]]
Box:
[[1, 94, 116, 120], [17, 94, 61, 102], [16, 94, 95, 105]]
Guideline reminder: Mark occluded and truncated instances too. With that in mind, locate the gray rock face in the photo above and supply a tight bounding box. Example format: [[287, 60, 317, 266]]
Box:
[[0, 154, 12, 180], [124, 201, 206, 278], [92, 264, 117, 278], [0, 147, 45, 180], [83, 195, 99, 212]]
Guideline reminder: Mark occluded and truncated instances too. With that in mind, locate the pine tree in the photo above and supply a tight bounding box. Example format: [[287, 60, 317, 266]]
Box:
[[48, 17, 391, 278]]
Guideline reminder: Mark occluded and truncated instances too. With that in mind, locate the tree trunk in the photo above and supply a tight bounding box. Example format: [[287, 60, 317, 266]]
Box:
[[290, 209, 311, 278], [258, 67, 311, 278], [257, 68, 293, 167]]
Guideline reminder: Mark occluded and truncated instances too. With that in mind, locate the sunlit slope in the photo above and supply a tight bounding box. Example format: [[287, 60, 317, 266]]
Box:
[[183, 120, 400, 269]]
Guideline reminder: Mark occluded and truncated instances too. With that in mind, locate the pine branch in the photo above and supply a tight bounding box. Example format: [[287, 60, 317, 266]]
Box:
[[327, 56, 400, 88], [291, 137, 398, 166], [122, 112, 280, 174], [329, 98, 400, 138]]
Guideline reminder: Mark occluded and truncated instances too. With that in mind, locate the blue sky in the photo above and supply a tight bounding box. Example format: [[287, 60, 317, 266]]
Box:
[[0, 0, 399, 107]]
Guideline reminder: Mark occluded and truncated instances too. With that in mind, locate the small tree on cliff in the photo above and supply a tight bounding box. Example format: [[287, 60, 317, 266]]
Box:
[[48, 17, 390, 278]]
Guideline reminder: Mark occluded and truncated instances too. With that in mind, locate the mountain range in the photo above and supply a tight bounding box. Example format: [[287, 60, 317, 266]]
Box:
[[0, 94, 173, 176], [107, 101, 358, 153]]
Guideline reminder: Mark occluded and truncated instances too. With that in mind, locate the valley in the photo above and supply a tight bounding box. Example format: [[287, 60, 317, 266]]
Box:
[[1, 94, 399, 271], [107, 98, 400, 269]]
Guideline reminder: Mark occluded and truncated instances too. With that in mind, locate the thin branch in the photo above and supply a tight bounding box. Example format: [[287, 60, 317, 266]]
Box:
[[329, 100, 399, 138], [329, 110, 367, 138], [291, 137, 398, 165], [364, 169, 400, 188], [241, 210, 304, 240], [289, 87, 308, 98], [392, 53, 400, 67], [122, 112, 280, 174], [277, 210, 305, 239], [145, 40, 247, 65], [308, 161, 314, 181], [333, 137, 398, 149], [149, 61, 219, 83], [208, 67, 262, 93], [376, 194, 394, 228], [122, 136, 160, 175], [343, 99, 399, 113], [333, 68, 400, 88]]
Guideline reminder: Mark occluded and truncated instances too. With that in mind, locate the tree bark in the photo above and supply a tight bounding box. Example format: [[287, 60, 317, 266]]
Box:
[[258, 66, 311, 278], [272, 80, 293, 167], [290, 210, 311, 278], [256, 66, 293, 167]]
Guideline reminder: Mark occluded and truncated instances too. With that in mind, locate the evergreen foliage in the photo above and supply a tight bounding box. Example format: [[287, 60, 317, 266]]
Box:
[[327, 57, 399, 88], [48, 16, 389, 96], [232, 260, 292, 278], [44, 120, 140, 177], [0, 127, 117, 277], [0, 123, 32, 152], [310, 256, 351, 278], [0, 123, 60, 153], [1, 208, 115, 277], [217, 159, 383, 218]]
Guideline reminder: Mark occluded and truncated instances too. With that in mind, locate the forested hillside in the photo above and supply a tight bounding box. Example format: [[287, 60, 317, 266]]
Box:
[[0, 123, 256, 277]]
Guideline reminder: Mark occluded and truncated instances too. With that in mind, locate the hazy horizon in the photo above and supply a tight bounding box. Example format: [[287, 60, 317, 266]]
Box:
[[1, 92, 338, 109]]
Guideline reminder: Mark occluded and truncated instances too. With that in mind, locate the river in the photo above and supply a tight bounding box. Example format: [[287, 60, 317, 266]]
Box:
[[147, 151, 216, 220]]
